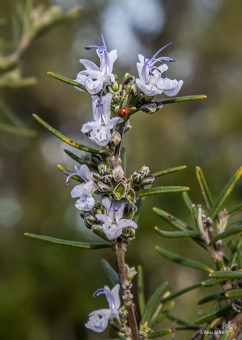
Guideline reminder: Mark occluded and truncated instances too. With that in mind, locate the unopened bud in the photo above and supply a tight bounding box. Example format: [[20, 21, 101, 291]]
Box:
[[140, 102, 157, 114], [113, 165, 124, 182], [112, 81, 119, 91], [98, 162, 107, 175], [91, 171, 101, 182], [109, 131, 121, 147], [84, 213, 97, 229], [140, 176, 155, 186], [123, 73, 132, 83], [131, 82, 141, 96], [97, 181, 111, 192], [131, 171, 145, 184], [101, 173, 113, 184], [140, 165, 150, 175]]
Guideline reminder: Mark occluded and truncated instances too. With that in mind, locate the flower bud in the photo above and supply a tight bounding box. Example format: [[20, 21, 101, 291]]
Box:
[[112, 165, 124, 182], [131, 171, 145, 184], [91, 171, 101, 182], [140, 176, 155, 186], [131, 82, 141, 96], [84, 213, 97, 229], [139, 102, 157, 114], [109, 131, 121, 147], [101, 173, 113, 184], [112, 81, 119, 91], [98, 162, 107, 175], [123, 73, 132, 83], [140, 165, 150, 175], [97, 181, 111, 192]]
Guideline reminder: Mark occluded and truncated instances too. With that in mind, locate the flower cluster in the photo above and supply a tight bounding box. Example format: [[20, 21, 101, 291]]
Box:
[[63, 33, 183, 334]]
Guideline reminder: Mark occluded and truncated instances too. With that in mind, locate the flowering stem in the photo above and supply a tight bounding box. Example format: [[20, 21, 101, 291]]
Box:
[[115, 241, 139, 340]]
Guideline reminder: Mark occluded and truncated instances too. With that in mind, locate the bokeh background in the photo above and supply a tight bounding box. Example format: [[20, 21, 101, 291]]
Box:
[[0, 0, 241, 339]]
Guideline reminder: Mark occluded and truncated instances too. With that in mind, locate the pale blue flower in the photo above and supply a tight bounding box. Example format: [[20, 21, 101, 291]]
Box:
[[75, 33, 117, 94], [81, 92, 123, 147], [65, 165, 95, 211], [136, 43, 183, 97], [85, 284, 120, 333], [96, 197, 137, 240]]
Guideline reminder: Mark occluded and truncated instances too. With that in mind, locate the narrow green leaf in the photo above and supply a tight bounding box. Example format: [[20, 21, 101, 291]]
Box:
[[167, 315, 200, 330], [209, 225, 242, 244], [228, 202, 242, 215], [182, 192, 194, 213], [161, 282, 201, 303], [101, 259, 120, 286], [196, 166, 214, 210], [63, 149, 96, 169], [137, 265, 145, 317], [209, 167, 242, 220], [156, 246, 213, 272], [153, 207, 193, 231], [0, 123, 36, 136], [142, 282, 168, 324], [201, 278, 226, 287], [225, 288, 242, 299], [147, 328, 172, 338], [197, 292, 224, 305], [47, 72, 87, 91], [220, 329, 233, 340], [227, 216, 242, 228], [154, 301, 175, 324], [33, 114, 100, 154], [24, 233, 111, 249], [156, 95, 207, 105], [209, 271, 242, 279], [137, 186, 189, 197], [152, 165, 187, 178], [120, 147, 126, 176], [155, 227, 201, 238], [194, 305, 232, 325], [57, 164, 84, 183]]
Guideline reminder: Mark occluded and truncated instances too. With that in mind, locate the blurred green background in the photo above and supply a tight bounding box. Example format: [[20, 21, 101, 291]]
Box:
[[0, 0, 241, 339]]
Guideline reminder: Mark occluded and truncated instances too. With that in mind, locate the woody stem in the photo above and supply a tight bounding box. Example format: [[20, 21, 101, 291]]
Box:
[[115, 241, 139, 340]]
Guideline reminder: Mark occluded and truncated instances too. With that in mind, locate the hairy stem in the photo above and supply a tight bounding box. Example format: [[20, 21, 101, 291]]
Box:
[[115, 241, 139, 340]]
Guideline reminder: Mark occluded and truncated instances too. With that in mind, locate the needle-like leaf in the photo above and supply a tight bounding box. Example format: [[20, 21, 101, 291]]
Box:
[[24, 233, 111, 249], [47, 71, 87, 91]]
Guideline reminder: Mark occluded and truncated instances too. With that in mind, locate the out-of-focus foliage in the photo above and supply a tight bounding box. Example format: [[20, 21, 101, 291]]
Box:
[[0, 0, 79, 135], [0, 0, 241, 339]]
